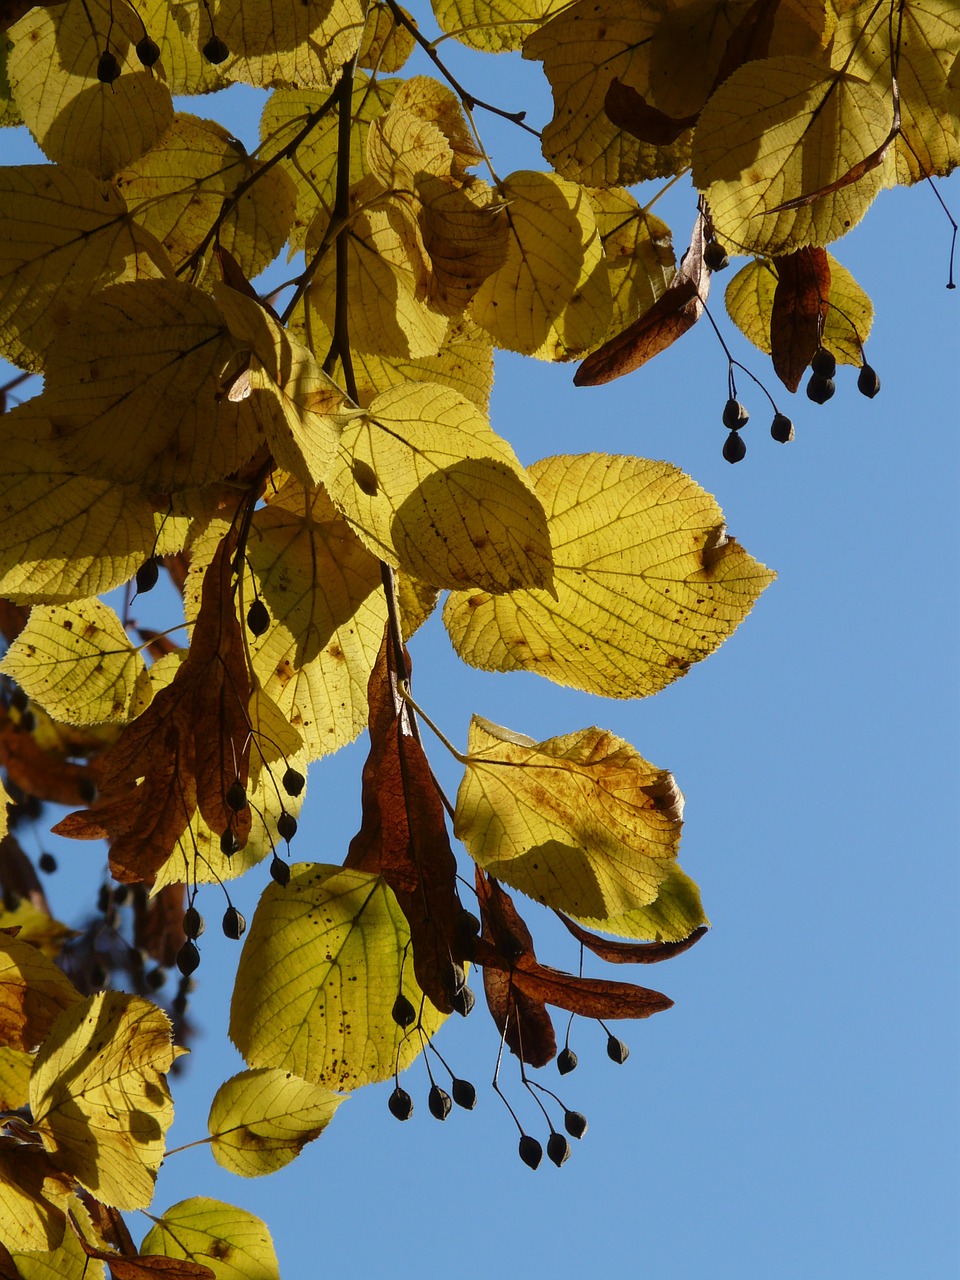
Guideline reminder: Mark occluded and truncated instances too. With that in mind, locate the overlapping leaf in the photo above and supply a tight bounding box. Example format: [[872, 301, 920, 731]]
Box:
[[141, 1198, 279, 1280], [587, 188, 675, 340], [207, 1068, 343, 1177], [469, 170, 611, 360], [0, 599, 144, 726], [0, 1146, 73, 1254], [432, 0, 570, 51], [7, 0, 174, 177], [229, 865, 446, 1089], [445, 454, 775, 698], [29, 991, 181, 1209], [0, 932, 81, 1051], [456, 717, 684, 925], [326, 381, 554, 593]]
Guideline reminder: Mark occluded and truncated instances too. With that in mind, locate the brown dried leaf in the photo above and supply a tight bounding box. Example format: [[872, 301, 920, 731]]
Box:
[[770, 246, 831, 391], [555, 912, 708, 963]]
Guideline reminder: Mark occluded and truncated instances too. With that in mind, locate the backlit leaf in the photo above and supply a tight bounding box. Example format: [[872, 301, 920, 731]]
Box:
[[432, 0, 569, 51], [445, 454, 774, 697], [0, 1044, 32, 1108], [0, 1147, 72, 1254], [358, 2, 416, 71], [457, 717, 684, 922], [208, 1067, 343, 1177], [692, 55, 893, 254], [29, 991, 181, 1209], [326, 381, 554, 593], [0, 931, 81, 1051], [0, 598, 145, 726], [587, 188, 675, 341], [8, 0, 174, 177], [229, 865, 445, 1089], [561, 865, 709, 943], [469, 170, 611, 360], [141, 1198, 278, 1280]]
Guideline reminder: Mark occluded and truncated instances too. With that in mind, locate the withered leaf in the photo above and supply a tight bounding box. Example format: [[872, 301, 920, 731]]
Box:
[[604, 79, 698, 147], [574, 213, 709, 386], [770, 247, 831, 391], [344, 632, 463, 1013], [52, 530, 252, 883], [555, 911, 708, 963]]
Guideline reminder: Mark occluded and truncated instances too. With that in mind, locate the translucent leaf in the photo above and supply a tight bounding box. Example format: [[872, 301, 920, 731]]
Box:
[[0, 1147, 72, 1254], [587, 188, 676, 342], [8, 0, 174, 177], [0, 898, 73, 958], [141, 1198, 279, 1280], [326, 381, 554, 592], [0, 1043, 32, 1108], [444, 454, 775, 698], [8, 1194, 106, 1280], [725, 252, 874, 366], [692, 55, 893, 255], [524, 1, 691, 186], [229, 865, 445, 1089], [432, 0, 571, 52], [469, 170, 611, 360], [575, 865, 709, 942], [0, 164, 170, 372], [457, 717, 684, 922], [116, 114, 296, 282], [0, 598, 145, 726], [0, 932, 81, 1051], [1, 32, 22, 127], [207, 1067, 343, 1177], [37, 280, 263, 490], [0, 411, 171, 604], [29, 991, 182, 1209], [358, 3, 416, 72]]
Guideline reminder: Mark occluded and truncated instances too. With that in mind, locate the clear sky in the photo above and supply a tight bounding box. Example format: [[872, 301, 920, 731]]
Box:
[[2, 24, 959, 1280]]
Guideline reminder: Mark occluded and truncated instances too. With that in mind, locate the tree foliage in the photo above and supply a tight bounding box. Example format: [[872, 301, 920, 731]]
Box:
[[0, 0, 955, 1271]]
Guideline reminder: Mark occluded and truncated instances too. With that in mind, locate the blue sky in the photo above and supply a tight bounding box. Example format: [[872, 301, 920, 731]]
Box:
[[2, 25, 959, 1280]]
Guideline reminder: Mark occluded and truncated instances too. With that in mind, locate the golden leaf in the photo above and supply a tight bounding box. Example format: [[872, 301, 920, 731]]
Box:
[[207, 1067, 343, 1177]]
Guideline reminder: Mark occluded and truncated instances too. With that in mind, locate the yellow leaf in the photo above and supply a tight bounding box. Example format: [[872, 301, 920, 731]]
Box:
[[229, 865, 445, 1089], [587, 187, 676, 342], [579, 865, 709, 942], [1, 33, 22, 128], [524, 1, 691, 186], [692, 55, 893, 255], [444, 454, 775, 698], [29, 991, 182, 1210], [358, 2, 417, 72], [724, 252, 874, 365], [432, 0, 571, 52], [0, 932, 81, 1051], [0, 1044, 33, 1109], [0, 164, 170, 372], [0, 1146, 73, 1255], [327, 381, 554, 593], [116, 114, 296, 282], [141, 1198, 279, 1280], [207, 1067, 343, 1177], [456, 717, 684, 922], [8, 0, 174, 177], [38, 280, 263, 490], [0, 598, 145, 726], [0, 899, 73, 958], [469, 170, 611, 360]]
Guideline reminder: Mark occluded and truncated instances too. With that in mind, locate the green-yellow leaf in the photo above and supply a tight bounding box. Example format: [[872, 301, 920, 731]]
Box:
[[8, 0, 174, 177], [724, 252, 874, 366], [326, 381, 554, 593], [579, 865, 709, 942], [141, 1198, 279, 1280], [29, 991, 182, 1209], [456, 716, 684, 922], [432, 0, 570, 51], [358, 1, 416, 71], [8, 1195, 107, 1280], [207, 1067, 343, 1177], [444, 454, 775, 698], [0, 932, 81, 1051], [0, 898, 73, 958], [469, 170, 612, 360], [692, 55, 893, 255], [587, 187, 676, 343], [0, 598, 145, 725], [0, 164, 170, 372], [38, 279, 263, 490], [229, 865, 445, 1089], [0, 1147, 73, 1255], [0, 1044, 33, 1109], [1, 32, 23, 127]]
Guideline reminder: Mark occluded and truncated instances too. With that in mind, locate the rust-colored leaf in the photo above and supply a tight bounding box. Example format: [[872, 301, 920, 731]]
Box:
[[344, 632, 464, 1014], [575, 214, 709, 386], [604, 79, 697, 147], [74, 1227, 215, 1280], [53, 531, 252, 883], [556, 912, 709, 963], [0, 708, 98, 808], [770, 247, 832, 391], [133, 884, 187, 970]]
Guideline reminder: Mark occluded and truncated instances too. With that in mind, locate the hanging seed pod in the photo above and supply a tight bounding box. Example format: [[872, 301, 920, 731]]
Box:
[[770, 413, 795, 443], [176, 940, 200, 977], [452, 1078, 477, 1110], [391, 993, 416, 1028], [518, 1135, 543, 1169], [222, 906, 246, 940], [857, 364, 881, 398], [97, 50, 121, 83], [452, 985, 475, 1017], [388, 1086, 413, 1121], [281, 767, 305, 796], [564, 1110, 588, 1139], [38, 852, 57, 874], [722, 398, 749, 429], [145, 966, 166, 991], [556, 1047, 578, 1075], [135, 35, 161, 66], [225, 780, 246, 812], [547, 1133, 571, 1167], [428, 1085, 452, 1121], [722, 430, 746, 464], [202, 35, 229, 63], [276, 812, 297, 842], [806, 374, 835, 404], [220, 829, 239, 857], [246, 599, 269, 636], [811, 348, 837, 378], [606, 1034, 630, 1064], [182, 906, 205, 939], [136, 559, 159, 593], [704, 240, 730, 272], [269, 855, 290, 887]]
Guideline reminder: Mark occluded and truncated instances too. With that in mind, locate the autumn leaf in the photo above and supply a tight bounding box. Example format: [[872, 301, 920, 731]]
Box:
[[445, 454, 775, 698], [29, 991, 182, 1210], [0, 931, 81, 1051], [0, 1146, 73, 1254], [140, 1199, 279, 1280], [456, 716, 685, 925], [229, 864, 446, 1089], [207, 1068, 343, 1177], [769, 246, 832, 391]]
